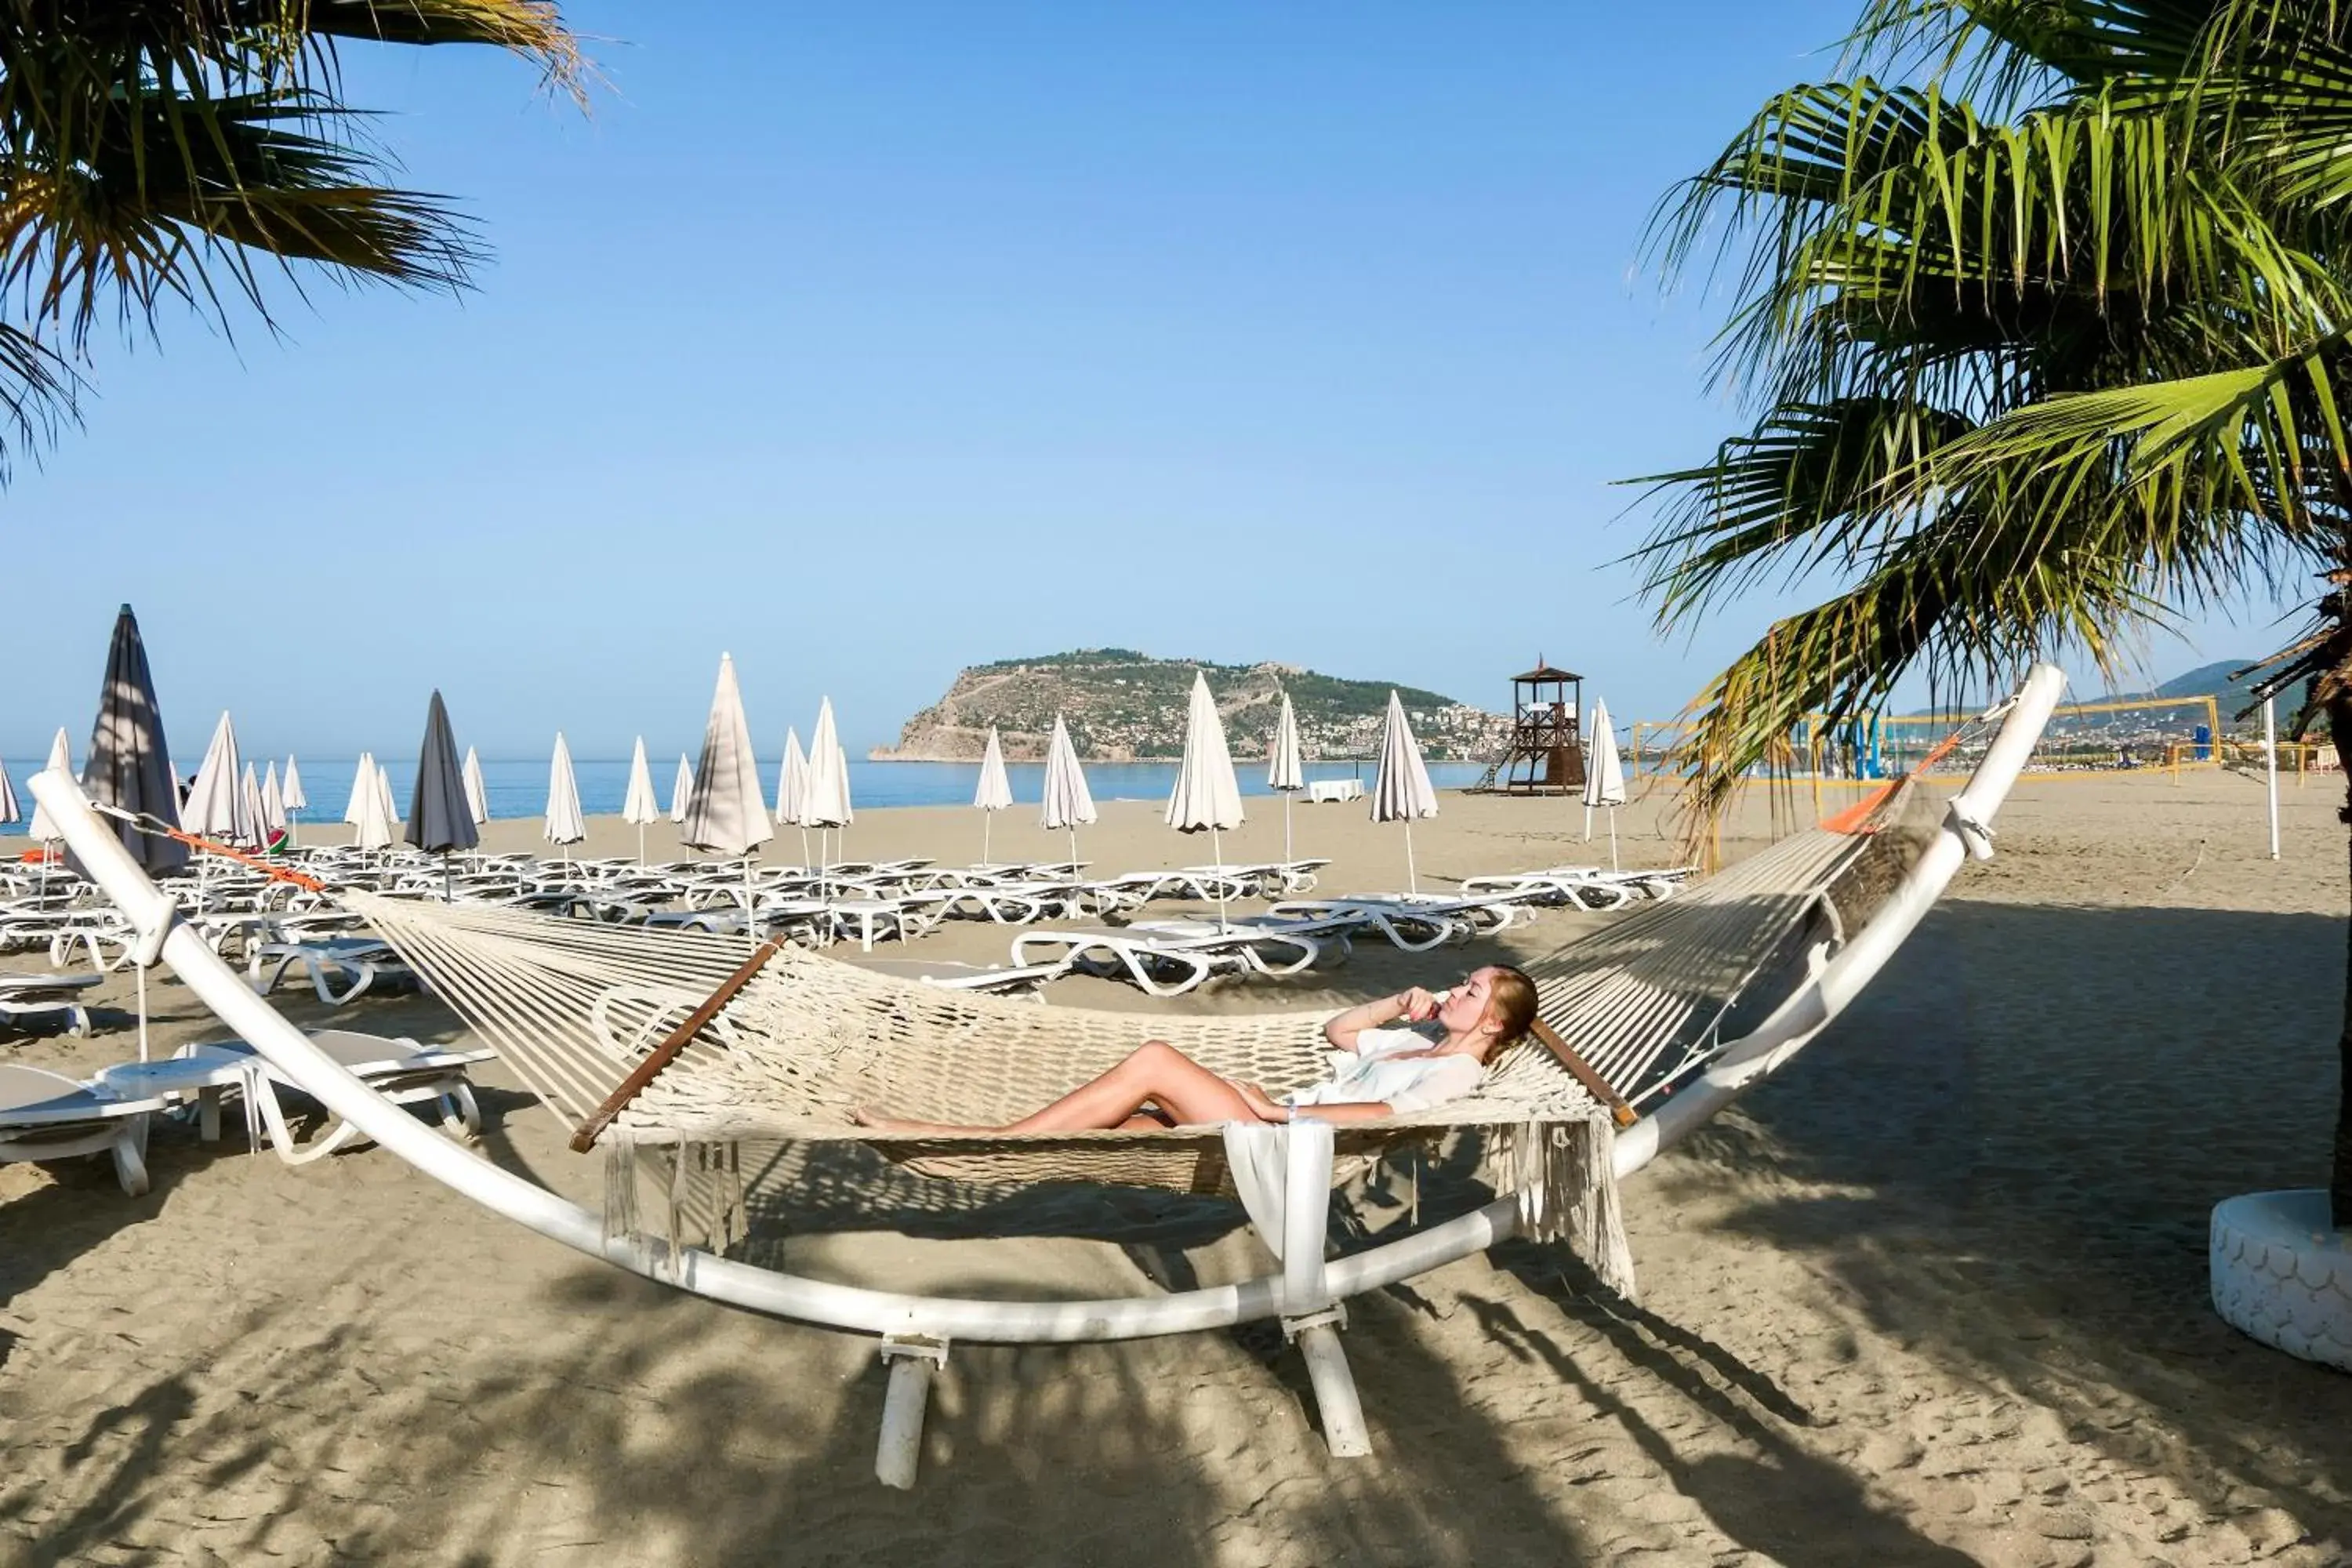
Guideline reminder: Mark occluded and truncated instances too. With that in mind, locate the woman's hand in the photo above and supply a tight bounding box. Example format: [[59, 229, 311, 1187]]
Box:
[[1233, 1080, 1290, 1123], [1395, 986, 1441, 1024]]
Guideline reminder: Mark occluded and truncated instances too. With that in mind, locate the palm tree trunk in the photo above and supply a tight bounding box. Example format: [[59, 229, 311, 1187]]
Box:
[[2325, 671, 2352, 1227]]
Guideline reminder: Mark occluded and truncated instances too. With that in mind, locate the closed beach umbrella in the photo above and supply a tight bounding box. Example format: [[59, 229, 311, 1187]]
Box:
[[775, 726, 811, 866], [262, 760, 289, 844], [354, 755, 398, 854], [1371, 689, 1439, 893], [281, 753, 307, 845], [800, 697, 853, 829], [1040, 713, 1097, 869], [1165, 671, 1245, 927], [1583, 697, 1627, 870], [799, 697, 854, 894], [973, 726, 1012, 862], [406, 690, 480, 899], [670, 753, 694, 825], [376, 761, 398, 837], [461, 746, 490, 827], [183, 712, 251, 850], [343, 752, 375, 827], [683, 655, 772, 931], [239, 763, 270, 852], [1267, 691, 1305, 864], [26, 729, 72, 850], [0, 760, 16, 826], [77, 604, 186, 1055], [683, 655, 772, 858], [621, 735, 660, 864], [545, 732, 586, 858], [74, 605, 186, 884]]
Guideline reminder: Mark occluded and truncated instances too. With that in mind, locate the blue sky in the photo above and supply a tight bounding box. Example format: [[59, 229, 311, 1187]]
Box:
[[0, 2, 2297, 766]]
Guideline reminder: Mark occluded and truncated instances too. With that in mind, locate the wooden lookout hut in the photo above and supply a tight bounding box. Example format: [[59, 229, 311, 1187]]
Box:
[[1500, 659, 1585, 793]]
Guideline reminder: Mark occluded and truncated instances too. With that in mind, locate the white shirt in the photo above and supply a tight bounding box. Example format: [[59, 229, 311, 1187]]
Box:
[[1286, 1024, 1486, 1116]]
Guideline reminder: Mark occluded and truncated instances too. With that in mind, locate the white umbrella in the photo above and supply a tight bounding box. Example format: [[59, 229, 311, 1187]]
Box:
[[545, 732, 586, 858], [670, 753, 694, 825], [261, 760, 289, 844], [26, 729, 71, 845], [25, 729, 70, 898], [354, 755, 397, 854], [343, 752, 375, 827], [1165, 671, 1245, 927], [1370, 689, 1439, 893], [681, 655, 772, 927], [1267, 691, 1305, 864], [1583, 697, 1627, 871], [462, 746, 491, 826], [240, 762, 269, 852], [800, 697, 854, 891], [183, 712, 260, 858], [973, 725, 1013, 862], [281, 754, 307, 845], [1040, 713, 1098, 871], [775, 727, 811, 866], [621, 735, 661, 864], [376, 761, 399, 837], [0, 757, 17, 826]]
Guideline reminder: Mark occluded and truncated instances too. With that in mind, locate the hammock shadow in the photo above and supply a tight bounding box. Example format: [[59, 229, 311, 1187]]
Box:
[[1668, 897, 2352, 1559]]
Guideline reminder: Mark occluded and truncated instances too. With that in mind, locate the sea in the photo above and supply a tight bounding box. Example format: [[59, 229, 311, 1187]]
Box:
[[0, 756, 1492, 835]]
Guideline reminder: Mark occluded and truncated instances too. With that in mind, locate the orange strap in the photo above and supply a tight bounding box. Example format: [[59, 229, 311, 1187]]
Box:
[[142, 822, 328, 893], [1820, 723, 1969, 835]]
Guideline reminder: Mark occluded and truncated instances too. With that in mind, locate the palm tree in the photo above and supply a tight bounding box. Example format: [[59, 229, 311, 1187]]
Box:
[[0, 2, 583, 474], [1633, 0, 2352, 1222]]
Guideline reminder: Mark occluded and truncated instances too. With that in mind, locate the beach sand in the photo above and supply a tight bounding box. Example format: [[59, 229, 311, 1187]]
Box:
[[4, 768, 2350, 1565]]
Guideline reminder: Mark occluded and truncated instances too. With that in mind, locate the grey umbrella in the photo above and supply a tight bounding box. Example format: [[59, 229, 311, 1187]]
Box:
[[74, 604, 186, 1058], [406, 690, 480, 898], [76, 604, 187, 880]]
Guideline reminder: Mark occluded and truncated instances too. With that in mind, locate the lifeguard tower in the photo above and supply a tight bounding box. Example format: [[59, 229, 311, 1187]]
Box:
[[1499, 658, 1585, 794]]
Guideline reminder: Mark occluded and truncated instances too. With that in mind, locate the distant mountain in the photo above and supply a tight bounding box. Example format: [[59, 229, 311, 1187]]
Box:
[[873, 649, 1509, 762], [2147, 659, 2258, 714]]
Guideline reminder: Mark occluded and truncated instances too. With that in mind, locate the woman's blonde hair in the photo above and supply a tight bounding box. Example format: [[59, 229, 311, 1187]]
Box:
[[1479, 966, 1539, 1059]]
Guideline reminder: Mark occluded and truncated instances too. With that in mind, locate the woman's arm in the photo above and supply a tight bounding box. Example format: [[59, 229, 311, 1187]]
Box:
[[1323, 987, 1439, 1051]]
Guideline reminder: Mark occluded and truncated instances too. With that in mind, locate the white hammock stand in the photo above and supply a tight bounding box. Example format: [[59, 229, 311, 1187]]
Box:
[[28, 664, 2063, 1487]]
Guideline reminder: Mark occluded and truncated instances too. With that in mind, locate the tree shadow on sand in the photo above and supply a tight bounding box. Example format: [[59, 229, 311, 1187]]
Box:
[[1672, 898, 2352, 1557]]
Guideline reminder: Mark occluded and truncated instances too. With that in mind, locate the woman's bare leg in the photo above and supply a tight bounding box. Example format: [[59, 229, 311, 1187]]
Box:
[[854, 1041, 1258, 1134]]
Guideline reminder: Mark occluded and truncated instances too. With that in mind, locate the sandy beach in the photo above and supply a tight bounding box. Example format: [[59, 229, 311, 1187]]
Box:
[[4, 767, 2350, 1566]]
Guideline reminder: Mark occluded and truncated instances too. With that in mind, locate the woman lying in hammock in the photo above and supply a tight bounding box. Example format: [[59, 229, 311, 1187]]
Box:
[[853, 964, 1539, 1134]]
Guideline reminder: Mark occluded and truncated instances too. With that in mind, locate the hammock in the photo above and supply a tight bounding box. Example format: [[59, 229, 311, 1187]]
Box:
[[334, 811, 1875, 1273], [24, 663, 2067, 1487]]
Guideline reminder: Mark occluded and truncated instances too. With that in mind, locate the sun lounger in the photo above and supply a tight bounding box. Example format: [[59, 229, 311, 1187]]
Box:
[[0, 972, 102, 1036], [94, 1030, 489, 1167], [0, 1063, 165, 1194], [1012, 915, 1350, 996], [853, 957, 1073, 996], [247, 935, 419, 1006]]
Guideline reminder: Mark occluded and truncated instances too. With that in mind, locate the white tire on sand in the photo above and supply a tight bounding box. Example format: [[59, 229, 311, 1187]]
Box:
[[2210, 1189, 2352, 1371]]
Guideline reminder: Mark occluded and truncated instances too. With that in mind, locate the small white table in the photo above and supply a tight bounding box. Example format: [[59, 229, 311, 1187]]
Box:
[[1305, 779, 1365, 804]]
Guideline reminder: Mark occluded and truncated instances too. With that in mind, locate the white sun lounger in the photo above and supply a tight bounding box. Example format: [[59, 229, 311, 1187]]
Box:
[[94, 1030, 489, 1167], [0, 1064, 166, 1194], [247, 935, 419, 1006], [0, 972, 102, 1036], [853, 957, 1074, 996]]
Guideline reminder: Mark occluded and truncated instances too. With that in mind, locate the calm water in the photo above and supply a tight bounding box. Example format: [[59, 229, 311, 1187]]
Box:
[[1, 756, 1490, 834]]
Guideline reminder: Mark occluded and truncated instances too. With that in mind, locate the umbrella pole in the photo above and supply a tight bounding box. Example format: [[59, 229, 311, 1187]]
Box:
[[1405, 822, 1418, 895], [444, 851, 454, 904], [136, 963, 150, 1062], [1608, 807, 1619, 873], [638, 822, 646, 866], [982, 812, 992, 865], [1069, 826, 1079, 877], [1211, 825, 1229, 933], [1584, 802, 1592, 843], [1283, 793, 1293, 865]]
